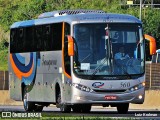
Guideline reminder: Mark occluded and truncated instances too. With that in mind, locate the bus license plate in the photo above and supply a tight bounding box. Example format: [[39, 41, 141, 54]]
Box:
[[105, 95, 117, 100]]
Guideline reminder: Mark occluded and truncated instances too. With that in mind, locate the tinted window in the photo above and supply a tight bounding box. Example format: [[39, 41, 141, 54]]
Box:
[[10, 29, 17, 53], [44, 25, 51, 51], [64, 23, 71, 75], [52, 23, 62, 50], [36, 26, 43, 51], [10, 23, 63, 53], [25, 27, 34, 52]]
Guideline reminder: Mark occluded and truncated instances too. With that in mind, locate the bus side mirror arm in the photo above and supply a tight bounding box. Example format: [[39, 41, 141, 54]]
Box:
[[67, 35, 74, 56], [144, 34, 156, 55]]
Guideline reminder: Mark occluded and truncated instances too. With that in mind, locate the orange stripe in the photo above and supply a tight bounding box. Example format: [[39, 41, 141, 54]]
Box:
[[10, 54, 34, 80], [62, 22, 71, 79]]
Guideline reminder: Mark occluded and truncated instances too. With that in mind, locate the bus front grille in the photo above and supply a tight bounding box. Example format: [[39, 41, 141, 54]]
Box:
[[93, 89, 126, 93]]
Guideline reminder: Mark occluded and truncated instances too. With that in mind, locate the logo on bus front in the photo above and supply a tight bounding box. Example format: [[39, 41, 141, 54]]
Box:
[[92, 82, 104, 88]]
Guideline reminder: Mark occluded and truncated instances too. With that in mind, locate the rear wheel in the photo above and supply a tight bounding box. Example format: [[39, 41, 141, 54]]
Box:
[[57, 90, 71, 113], [72, 104, 91, 113], [72, 105, 81, 113], [117, 103, 129, 114], [23, 87, 35, 111], [34, 105, 43, 112]]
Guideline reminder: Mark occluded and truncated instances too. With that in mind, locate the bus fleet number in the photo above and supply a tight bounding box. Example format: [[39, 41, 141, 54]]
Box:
[[120, 82, 130, 88]]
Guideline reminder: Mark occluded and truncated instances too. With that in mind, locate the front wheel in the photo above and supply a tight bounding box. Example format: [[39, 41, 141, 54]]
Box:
[[23, 87, 35, 111], [72, 105, 81, 113], [72, 104, 91, 113], [81, 104, 91, 113], [117, 103, 129, 114], [57, 91, 71, 113]]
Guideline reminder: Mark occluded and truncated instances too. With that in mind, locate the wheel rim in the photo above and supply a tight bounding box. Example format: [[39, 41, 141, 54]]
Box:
[[57, 92, 64, 111], [23, 93, 28, 110], [57, 90, 71, 112], [57, 94, 61, 105]]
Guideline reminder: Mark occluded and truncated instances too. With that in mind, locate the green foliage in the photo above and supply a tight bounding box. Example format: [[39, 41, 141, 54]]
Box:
[[0, 0, 160, 70], [0, 0, 160, 42], [143, 9, 160, 37], [0, 40, 7, 50], [0, 49, 8, 70], [0, 0, 47, 31]]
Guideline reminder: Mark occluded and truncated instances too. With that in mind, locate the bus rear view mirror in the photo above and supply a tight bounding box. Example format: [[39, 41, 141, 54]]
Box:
[[67, 35, 74, 56], [144, 34, 156, 55]]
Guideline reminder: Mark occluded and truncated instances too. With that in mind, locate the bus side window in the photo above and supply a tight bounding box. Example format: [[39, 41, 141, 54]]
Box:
[[35, 26, 43, 51], [64, 23, 71, 76], [44, 25, 52, 51], [44, 25, 51, 51], [64, 37, 70, 75], [10, 29, 17, 53], [25, 27, 34, 52], [18, 28, 24, 53], [52, 23, 62, 50]]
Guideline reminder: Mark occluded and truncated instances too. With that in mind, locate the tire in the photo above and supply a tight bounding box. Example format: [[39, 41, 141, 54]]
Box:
[[34, 105, 43, 112], [23, 87, 35, 111], [72, 104, 91, 113], [81, 104, 91, 113], [57, 91, 71, 113], [72, 105, 81, 113], [117, 103, 129, 114]]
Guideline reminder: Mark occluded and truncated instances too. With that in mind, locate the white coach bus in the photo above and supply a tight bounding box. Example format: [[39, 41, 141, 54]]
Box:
[[9, 9, 156, 113]]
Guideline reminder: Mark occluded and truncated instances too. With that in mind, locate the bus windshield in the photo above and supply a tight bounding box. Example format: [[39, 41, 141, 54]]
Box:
[[73, 23, 145, 78]]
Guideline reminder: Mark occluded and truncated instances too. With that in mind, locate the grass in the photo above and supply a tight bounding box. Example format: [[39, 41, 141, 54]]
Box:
[[0, 27, 9, 71], [40, 113, 135, 120], [0, 49, 8, 71], [39, 117, 132, 120]]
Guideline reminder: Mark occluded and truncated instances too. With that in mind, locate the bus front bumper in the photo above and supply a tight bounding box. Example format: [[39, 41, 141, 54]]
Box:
[[70, 87, 145, 104]]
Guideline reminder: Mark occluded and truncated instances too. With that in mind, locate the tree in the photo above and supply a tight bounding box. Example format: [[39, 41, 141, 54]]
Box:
[[0, 0, 160, 60]]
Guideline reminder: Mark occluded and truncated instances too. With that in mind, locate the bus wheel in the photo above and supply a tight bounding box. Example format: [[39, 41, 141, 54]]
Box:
[[72, 104, 91, 113], [81, 104, 91, 113], [117, 103, 129, 114], [57, 91, 71, 113], [23, 88, 35, 111], [34, 105, 43, 112], [72, 105, 81, 113]]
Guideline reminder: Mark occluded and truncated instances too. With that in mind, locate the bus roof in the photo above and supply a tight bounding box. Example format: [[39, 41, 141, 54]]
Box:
[[11, 10, 142, 29]]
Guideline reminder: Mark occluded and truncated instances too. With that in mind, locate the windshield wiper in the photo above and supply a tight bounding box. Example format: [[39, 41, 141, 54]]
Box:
[[89, 57, 109, 79], [90, 24, 113, 79], [81, 52, 92, 63], [114, 60, 132, 79]]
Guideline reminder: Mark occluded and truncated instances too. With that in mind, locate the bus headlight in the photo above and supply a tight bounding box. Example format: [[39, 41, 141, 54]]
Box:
[[129, 82, 145, 92], [72, 83, 93, 93]]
